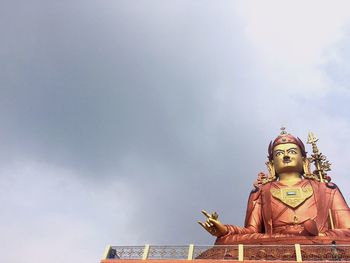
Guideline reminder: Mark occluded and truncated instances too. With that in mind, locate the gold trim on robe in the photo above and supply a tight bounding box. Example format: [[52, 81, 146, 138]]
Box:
[[270, 184, 313, 208]]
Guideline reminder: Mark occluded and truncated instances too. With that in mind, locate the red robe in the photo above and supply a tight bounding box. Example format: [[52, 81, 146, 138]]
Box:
[[215, 179, 350, 245]]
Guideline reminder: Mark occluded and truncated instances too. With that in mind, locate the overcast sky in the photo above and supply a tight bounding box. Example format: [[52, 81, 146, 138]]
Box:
[[2, 1, 350, 263]]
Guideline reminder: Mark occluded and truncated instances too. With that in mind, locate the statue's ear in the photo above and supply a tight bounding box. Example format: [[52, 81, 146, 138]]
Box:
[[303, 157, 312, 175], [303, 157, 319, 181], [265, 160, 276, 180]]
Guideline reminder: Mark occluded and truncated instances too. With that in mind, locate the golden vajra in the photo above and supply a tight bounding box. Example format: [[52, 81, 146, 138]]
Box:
[[307, 132, 332, 183]]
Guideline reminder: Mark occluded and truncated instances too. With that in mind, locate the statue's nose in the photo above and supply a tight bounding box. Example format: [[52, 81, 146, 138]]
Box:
[[283, 155, 291, 161]]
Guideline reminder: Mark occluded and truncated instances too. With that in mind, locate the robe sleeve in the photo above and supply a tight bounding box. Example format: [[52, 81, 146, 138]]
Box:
[[331, 186, 350, 229], [222, 187, 264, 236]]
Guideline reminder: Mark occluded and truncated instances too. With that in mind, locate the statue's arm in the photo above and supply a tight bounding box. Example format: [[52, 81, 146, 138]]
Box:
[[223, 188, 263, 236], [331, 185, 350, 229], [319, 185, 350, 237]]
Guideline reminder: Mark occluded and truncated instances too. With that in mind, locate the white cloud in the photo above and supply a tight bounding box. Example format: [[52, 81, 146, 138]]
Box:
[[3, 1, 350, 262], [0, 160, 138, 263], [236, 0, 350, 96]]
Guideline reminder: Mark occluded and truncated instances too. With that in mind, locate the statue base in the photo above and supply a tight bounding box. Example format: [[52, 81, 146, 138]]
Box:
[[100, 243, 350, 262], [215, 235, 350, 245]]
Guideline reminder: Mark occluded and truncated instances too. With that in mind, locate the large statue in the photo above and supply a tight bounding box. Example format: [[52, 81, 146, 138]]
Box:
[[199, 129, 350, 245]]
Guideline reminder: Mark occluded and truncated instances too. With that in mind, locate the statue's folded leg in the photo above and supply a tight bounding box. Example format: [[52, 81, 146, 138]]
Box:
[[323, 229, 350, 237], [215, 233, 269, 245], [216, 231, 350, 245]]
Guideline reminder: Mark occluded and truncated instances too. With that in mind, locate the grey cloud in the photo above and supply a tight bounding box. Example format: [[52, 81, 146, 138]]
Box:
[[1, 2, 269, 261], [2, 1, 350, 263], [0, 0, 262, 176]]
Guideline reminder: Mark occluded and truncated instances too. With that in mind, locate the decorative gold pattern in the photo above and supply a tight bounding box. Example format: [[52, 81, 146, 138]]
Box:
[[307, 132, 332, 182], [148, 246, 189, 259], [107, 245, 350, 261], [194, 245, 239, 260], [108, 246, 145, 259], [270, 185, 313, 208], [301, 245, 350, 261]]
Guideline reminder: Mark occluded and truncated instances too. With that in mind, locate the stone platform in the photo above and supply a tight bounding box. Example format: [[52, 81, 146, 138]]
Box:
[[100, 244, 350, 262]]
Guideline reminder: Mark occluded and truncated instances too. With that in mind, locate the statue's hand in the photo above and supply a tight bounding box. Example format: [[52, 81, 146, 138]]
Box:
[[198, 210, 228, 237]]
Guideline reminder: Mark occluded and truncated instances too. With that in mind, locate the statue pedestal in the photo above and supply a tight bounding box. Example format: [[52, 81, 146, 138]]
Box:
[[101, 259, 286, 263], [101, 260, 344, 263], [100, 244, 350, 262]]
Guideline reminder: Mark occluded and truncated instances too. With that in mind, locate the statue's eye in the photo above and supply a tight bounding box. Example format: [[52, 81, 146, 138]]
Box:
[[288, 149, 297, 154], [275, 151, 283, 156]]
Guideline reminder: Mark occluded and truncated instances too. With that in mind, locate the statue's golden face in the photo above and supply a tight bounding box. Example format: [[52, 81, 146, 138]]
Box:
[[272, 143, 303, 175]]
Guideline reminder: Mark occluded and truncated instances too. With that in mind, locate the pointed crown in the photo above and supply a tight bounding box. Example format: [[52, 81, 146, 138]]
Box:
[[268, 127, 306, 161]]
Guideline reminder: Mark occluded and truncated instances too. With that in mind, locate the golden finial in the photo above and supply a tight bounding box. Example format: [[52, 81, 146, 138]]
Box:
[[307, 132, 318, 144], [307, 131, 334, 229], [307, 132, 332, 183], [280, 126, 287, 135]]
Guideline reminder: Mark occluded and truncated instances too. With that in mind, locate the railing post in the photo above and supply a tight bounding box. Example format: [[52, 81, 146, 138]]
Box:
[[187, 244, 194, 260], [238, 244, 244, 261], [102, 245, 112, 260], [142, 244, 150, 260], [295, 244, 302, 262]]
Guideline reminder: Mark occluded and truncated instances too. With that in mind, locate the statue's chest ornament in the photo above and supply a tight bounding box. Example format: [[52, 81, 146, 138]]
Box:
[[270, 185, 314, 208]]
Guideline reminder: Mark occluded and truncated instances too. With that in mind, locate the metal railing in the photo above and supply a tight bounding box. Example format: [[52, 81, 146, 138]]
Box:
[[102, 244, 350, 261]]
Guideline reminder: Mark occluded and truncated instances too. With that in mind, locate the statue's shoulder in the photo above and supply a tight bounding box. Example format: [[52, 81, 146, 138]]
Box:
[[326, 181, 338, 189], [308, 178, 338, 190], [251, 172, 275, 192], [251, 172, 273, 194]]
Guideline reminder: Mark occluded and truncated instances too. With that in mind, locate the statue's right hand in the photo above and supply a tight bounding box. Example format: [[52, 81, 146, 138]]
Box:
[[198, 210, 228, 237]]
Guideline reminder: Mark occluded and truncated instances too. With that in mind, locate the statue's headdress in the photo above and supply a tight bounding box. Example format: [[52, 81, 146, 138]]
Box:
[[268, 127, 306, 160]]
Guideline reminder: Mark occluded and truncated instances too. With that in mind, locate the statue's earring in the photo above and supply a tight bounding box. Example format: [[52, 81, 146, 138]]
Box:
[[303, 157, 317, 180], [265, 160, 276, 181]]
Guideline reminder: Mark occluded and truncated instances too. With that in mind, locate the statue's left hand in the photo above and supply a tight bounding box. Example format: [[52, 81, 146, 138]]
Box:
[[198, 210, 228, 237]]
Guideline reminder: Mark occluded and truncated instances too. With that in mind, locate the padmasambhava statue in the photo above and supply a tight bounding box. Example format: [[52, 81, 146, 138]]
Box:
[[199, 129, 350, 244]]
